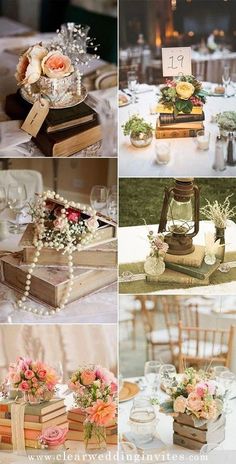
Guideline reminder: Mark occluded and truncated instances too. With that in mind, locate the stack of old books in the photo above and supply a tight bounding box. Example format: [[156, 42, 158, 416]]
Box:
[[147, 245, 220, 286], [156, 104, 205, 139], [0, 398, 67, 450], [5, 92, 102, 157], [67, 408, 117, 445]]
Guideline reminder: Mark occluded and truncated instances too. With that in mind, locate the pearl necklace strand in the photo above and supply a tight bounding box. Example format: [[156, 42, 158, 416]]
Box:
[[16, 191, 97, 317]]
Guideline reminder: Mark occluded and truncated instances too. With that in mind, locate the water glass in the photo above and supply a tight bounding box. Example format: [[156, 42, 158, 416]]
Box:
[[7, 183, 27, 233], [144, 360, 161, 396], [219, 371, 235, 414], [222, 64, 230, 97], [196, 130, 210, 150], [160, 364, 177, 390], [90, 185, 108, 212], [155, 141, 171, 164], [127, 71, 138, 103], [129, 398, 157, 445], [107, 193, 117, 220]]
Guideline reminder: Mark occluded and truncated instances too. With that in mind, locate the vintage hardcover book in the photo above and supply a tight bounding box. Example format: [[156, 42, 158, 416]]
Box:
[[164, 245, 205, 268], [173, 413, 225, 450], [20, 224, 117, 267], [156, 127, 202, 139], [157, 120, 204, 130], [165, 259, 220, 280], [157, 104, 203, 115], [159, 112, 205, 125], [67, 409, 116, 427], [146, 269, 210, 286], [0, 422, 68, 443], [34, 120, 102, 157], [69, 420, 117, 435], [0, 406, 66, 423], [0, 254, 117, 308], [0, 413, 67, 431], [0, 398, 64, 415], [66, 429, 117, 444], [5, 92, 97, 133]]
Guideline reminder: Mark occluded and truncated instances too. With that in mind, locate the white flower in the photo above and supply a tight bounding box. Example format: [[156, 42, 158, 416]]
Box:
[[86, 216, 99, 232]]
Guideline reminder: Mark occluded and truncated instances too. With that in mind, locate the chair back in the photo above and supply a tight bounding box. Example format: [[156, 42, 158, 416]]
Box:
[[138, 296, 156, 335], [178, 321, 234, 372], [95, 71, 117, 90]]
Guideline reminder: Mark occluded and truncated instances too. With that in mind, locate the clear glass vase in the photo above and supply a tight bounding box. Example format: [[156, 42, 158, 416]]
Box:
[[144, 255, 165, 278], [130, 131, 153, 148], [83, 420, 107, 453]]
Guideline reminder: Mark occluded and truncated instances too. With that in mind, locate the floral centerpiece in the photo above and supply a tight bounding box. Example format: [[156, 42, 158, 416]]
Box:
[[159, 76, 207, 115], [216, 111, 236, 136], [68, 365, 117, 452], [39, 427, 67, 450], [161, 368, 224, 427], [144, 231, 169, 278], [6, 357, 59, 404], [17, 191, 99, 316], [122, 115, 153, 148]]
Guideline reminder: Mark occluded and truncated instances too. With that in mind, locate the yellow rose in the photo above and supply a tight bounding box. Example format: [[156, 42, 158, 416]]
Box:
[[176, 81, 195, 100]]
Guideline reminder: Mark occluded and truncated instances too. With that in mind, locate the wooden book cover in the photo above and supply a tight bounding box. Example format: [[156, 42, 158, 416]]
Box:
[[159, 111, 205, 125], [164, 245, 205, 268], [165, 259, 220, 280], [146, 269, 210, 286], [0, 254, 117, 308]]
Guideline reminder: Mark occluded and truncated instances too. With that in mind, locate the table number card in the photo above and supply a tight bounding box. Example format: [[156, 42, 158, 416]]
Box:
[[161, 47, 192, 77]]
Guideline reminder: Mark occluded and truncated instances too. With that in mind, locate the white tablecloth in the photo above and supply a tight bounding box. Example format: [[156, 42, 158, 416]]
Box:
[[0, 225, 117, 324], [119, 85, 236, 177], [119, 220, 236, 294], [120, 377, 236, 456]]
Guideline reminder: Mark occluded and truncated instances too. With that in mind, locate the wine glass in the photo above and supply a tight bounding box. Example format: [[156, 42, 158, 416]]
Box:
[[90, 185, 108, 212], [127, 71, 138, 103], [0, 187, 7, 213], [160, 364, 177, 391], [7, 183, 27, 234], [53, 362, 64, 397], [212, 365, 229, 383], [107, 193, 117, 220], [222, 64, 230, 97], [144, 360, 161, 397], [219, 370, 235, 414]]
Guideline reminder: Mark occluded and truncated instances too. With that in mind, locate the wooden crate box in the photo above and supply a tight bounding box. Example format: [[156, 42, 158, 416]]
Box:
[[173, 413, 225, 450]]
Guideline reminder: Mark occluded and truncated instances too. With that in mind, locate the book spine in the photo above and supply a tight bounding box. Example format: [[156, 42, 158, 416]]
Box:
[[165, 262, 204, 280], [159, 112, 204, 125], [156, 128, 198, 139]]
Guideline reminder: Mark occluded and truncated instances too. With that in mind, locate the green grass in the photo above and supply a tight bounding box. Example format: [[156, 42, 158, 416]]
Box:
[[119, 178, 236, 227]]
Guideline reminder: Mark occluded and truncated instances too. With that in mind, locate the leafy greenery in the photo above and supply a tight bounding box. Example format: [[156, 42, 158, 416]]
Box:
[[119, 178, 236, 227], [122, 115, 153, 137], [216, 111, 236, 131], [159, 75, 207, 115]]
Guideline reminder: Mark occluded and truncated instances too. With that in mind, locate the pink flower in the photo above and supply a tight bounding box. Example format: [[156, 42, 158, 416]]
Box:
[[38, 369, 47, 380], [42, 51, 74, 79], [187, 392, 203, 412], [81, 370, 96, 386], [53, 218, 67, 230], [86, 217, 99, 232], [19, 381, 30, 391], [110, 381, 118, 394], [173, 396, 187, 413], [95, 366, 116, 386], [39, 427, 67, 449], [24, 370, 34, 380], [186, 383, 195, 394], [86, 400, 116, 427], [66, 208, 80, 222]]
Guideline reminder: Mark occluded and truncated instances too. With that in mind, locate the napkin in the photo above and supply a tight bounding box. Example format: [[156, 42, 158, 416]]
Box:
[[124, 432, 166, 451], [0, 120, 31, 153]]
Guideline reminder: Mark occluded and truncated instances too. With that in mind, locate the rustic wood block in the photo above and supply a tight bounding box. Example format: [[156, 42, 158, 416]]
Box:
[[20, 223, 117, 267], [173, 414, 225, 450], [0, 254, 117, 308]]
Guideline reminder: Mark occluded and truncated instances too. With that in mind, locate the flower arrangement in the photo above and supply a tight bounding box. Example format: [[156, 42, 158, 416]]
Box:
[[147, 231, 169, 258], [161, 368, 224, 427], [15, 44, 74, 86], [216, 111, 236, 132], [39, 427, 67, 450], [122, 115, 153, 138], [68, 365, 117, 451], [159, 75, 207, 115], [200, 195, 236, 228], [6, 357, 59, 403], [17, 191, 99, 317]]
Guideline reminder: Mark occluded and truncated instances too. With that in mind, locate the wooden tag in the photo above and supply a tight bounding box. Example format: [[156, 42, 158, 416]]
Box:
[[162, 47, 192, 77], [21, 98, 49, 137]]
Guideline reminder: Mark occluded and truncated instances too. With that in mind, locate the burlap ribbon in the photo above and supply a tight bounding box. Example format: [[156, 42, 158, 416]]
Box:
[[11, 400, 26, 454]]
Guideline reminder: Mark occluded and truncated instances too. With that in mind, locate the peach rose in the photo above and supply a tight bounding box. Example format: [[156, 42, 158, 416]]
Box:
[[15, 44, 48, 85], [86, 217, 99, 232], [86, 399, 116, 427], [81, 370, 96, 386], [186, 383, 195, 394], [173, 395, 187, 413], [42, 51, 74, 79], [39, 426, 67, 449], [186, 392, 203, 412]]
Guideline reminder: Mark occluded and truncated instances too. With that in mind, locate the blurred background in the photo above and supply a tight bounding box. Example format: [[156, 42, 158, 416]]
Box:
[[119, 0, 236, 87], [0, 0, 117, 63], [119, 178, 236, 227]]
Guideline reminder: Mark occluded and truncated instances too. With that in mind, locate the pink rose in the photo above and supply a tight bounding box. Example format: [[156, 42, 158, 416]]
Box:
[[53, 218, 67, 230], [42, 51, 74, 79], [86, 217, 99, 232], [24, 370, 34, 380], [66, 208, 80, 222], [95, 366, 115, 386], [81, 370, 96, 386], [187, 392, 203, 412], [173, 395, 187, 413], [19, 381, 29, 391], [39, 426, 67, 449], [38, 369, 47, 380]]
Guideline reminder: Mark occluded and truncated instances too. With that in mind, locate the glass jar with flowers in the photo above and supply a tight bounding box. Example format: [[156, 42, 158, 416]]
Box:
[[68, 365, 117, 453], [6, 357, 59, 405], [122, 115, 153, 148], [144, 231, 169, 279]]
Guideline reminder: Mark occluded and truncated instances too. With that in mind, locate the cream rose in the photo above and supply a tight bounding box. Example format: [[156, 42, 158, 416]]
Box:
[[176, 81, 195, 100], [173, 395, 187, 413], [42, 51, 74, 79], [15, 44, 48, 85]]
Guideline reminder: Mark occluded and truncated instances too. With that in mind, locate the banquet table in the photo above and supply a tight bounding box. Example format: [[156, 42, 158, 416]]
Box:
[[119, 220, 236, 294], [0, 34, 116, 158], [119, 377, 236, 461], [0, 219, 117, 324], [119, 84, 236, 177]]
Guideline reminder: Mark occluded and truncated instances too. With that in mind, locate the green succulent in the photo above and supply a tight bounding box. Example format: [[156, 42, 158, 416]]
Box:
[[122, 115, 153, 137]]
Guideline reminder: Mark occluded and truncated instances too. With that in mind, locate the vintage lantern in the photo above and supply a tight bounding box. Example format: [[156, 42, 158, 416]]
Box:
[[158, 178, 200, 255]]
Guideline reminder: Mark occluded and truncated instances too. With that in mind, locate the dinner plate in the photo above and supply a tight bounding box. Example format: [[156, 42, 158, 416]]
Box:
[[119, 381, 140, 402], [118, 92, 131, 107]]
